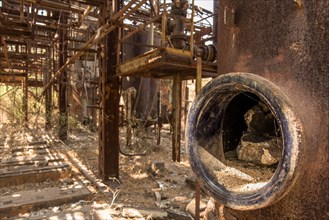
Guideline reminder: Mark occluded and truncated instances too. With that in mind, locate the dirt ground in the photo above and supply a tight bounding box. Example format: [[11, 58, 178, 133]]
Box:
[[0, 122, 210, 219], [66, 125, 200, 210]]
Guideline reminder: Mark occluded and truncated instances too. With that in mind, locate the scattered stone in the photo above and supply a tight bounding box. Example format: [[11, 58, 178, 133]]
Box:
[[155, 191, 161, 203], [156, 181, 168, 191], [167, 209, 194, 220], [185, 198, 207, 218], [150, 161, 165, 175], [43, 179, 52, 187], [157, 199, 171, 209], [203, 198, 217, 220], [34, 160, 48, 167], [185, 176, 196, 189], [153, 145, 161, 153], [63, 178, 74, 185], [52, 206, 60, 212], [122, 207, 168, 219]]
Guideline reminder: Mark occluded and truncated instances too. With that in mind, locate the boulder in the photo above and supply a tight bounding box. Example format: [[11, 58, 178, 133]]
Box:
[[236, 134, 282, 165]]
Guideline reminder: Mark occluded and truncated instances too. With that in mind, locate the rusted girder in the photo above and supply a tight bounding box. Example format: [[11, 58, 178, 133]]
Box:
[[172, 74, 182, 162], [20, 0, 24, 21], [75, 5, 93, 27], [58, 12, 68, 141], [45, 48, 52, 130], [39, 0, 143, 98], [98, 0, 121, 180], [0, 37, 10, 68], [0, 78, 43, 87]]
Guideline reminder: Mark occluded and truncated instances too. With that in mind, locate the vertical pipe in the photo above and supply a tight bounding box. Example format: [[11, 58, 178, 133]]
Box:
[[161, 0, 167, 47], [23, 75, 28, 124], [90, 53, 97, 131], [195, 56, 202, 220], [195, 182, 201, 220], [126, 90, 132, 147], [172, 74, 182, 162], [149, 22, 155, 50], [183, 82, 189, 135], [23, 38, 29, 125], [190, 0, 195, 54], [213, 0, 218, 46], [157, 90, 161, 145]]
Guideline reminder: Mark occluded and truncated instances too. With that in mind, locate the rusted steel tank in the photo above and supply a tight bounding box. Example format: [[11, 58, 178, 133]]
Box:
[[187, 0, 328, 219], [122, 31, 160, 119]]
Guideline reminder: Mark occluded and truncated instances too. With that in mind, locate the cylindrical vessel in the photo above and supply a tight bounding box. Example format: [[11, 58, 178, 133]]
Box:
[[188, 0, 329, 219]]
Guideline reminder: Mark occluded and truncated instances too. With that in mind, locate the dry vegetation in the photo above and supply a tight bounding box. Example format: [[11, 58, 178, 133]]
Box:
[[0, 121, 213, 219]]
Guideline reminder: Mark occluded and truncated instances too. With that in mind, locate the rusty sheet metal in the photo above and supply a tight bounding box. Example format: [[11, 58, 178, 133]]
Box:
[[211, 0, 329, 219], [117, 47, 217, 79]]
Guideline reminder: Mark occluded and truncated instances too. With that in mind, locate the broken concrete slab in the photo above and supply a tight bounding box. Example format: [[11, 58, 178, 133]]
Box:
[[1, 154, 65, 168], [122, 207, 168, 219], [150, 161, 165, 175], [155, 191, 161, 203], [0, 162, 71, 187], [9, 204, 114, 220], [185, 176, 196, 189], [167, 209, 194, 220], [0, 186, 90, 218]]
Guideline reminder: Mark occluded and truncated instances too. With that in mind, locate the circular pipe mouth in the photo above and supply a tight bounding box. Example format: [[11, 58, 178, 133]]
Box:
[[187, 72, 303, 210]]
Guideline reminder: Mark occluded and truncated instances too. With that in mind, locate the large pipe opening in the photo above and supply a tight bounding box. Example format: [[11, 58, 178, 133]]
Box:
[[187, 73, 303, 210]]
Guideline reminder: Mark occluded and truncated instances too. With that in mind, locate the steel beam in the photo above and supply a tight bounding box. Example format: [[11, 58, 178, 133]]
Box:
[[58, 12, 68, 140], [45, 48, 52, 130], [39, 0, 142, 97], [98, 1, 120, 180]]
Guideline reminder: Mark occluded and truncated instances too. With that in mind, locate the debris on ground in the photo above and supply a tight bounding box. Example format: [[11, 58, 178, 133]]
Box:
[[0, 123, 211, 219]]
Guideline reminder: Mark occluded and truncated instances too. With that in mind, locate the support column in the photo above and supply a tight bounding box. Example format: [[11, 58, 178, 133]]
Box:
[[156, 91, 162, 145], [172, 74, 182, 162], [98, 0, 120, 180], [45, 48, 52, 130], [22, 75, 28, 124], [195, 57, 202, 220], [58, 14, 68, 140], [196, 56, 202, 94], [23, 39, 30, 125]]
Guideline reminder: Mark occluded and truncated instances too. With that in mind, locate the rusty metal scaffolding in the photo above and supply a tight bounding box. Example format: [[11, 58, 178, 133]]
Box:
[[0, 0, 216, 179]]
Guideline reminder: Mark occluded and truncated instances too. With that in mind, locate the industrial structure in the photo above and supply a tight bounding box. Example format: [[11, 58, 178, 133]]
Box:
[[0, 0, 328, 219]]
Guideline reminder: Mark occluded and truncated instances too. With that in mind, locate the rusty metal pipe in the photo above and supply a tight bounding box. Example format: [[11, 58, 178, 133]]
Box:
[[187, 72, 304, 210]]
